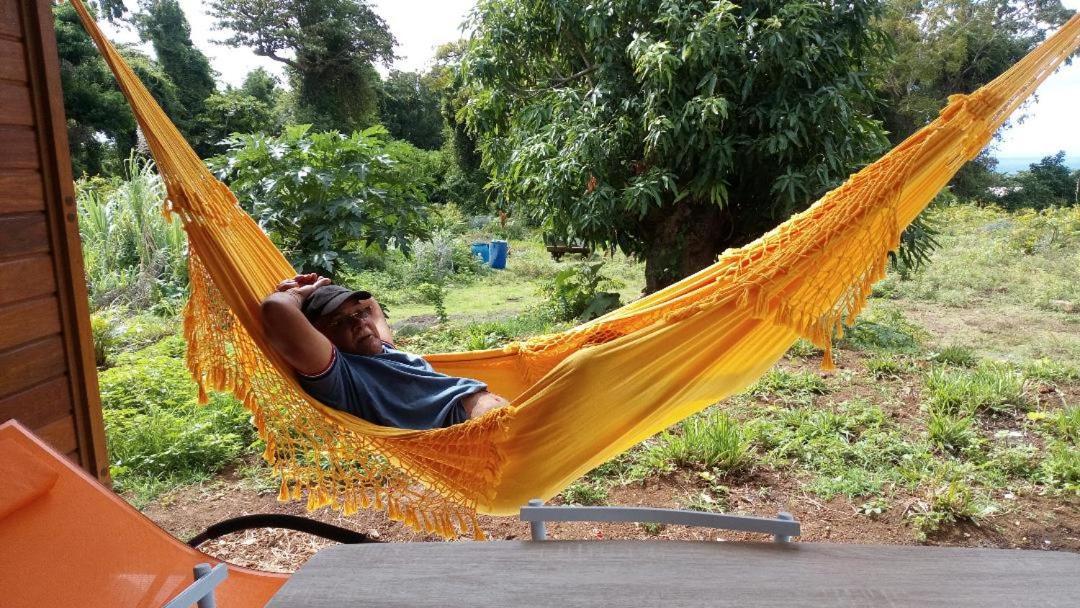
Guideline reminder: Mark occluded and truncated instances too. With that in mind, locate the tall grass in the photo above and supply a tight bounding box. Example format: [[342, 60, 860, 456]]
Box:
[[637, 412, 752, 474], [925, 363, 1028, 416], [77, 153, 188, 312]]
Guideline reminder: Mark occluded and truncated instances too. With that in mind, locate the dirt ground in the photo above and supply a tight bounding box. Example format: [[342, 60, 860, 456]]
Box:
[[140, 456, 1079, 574]]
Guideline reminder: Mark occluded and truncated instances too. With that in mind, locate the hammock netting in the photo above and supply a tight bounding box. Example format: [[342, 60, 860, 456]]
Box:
[[71, 0, 1080, 538]]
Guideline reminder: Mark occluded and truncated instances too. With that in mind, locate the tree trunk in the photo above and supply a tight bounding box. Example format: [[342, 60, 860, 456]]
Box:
[[641, 202, 734, 293]]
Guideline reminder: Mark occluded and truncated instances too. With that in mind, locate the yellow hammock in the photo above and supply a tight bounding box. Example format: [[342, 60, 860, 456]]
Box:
[[71, 0, 1080, 538]]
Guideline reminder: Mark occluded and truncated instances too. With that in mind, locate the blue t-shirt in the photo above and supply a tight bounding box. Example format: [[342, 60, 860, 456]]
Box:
[[297, 344, 485, 430]]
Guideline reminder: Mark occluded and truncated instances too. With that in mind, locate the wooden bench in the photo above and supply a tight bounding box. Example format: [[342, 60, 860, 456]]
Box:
[[546, 244, 592, 261]]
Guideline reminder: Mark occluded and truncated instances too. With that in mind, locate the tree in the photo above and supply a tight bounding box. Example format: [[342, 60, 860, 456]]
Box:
[[136, 0, 218, 153], [88, 0, 127, 22], [118, 48, 186, 153], [209, 0, 396, 133], [240, 68, 281, 105], [876, 0, 1074, 144], [55, 2, 135, 175], [56, 3, 184, 176], [431, 41, 488, 213], [950, 151, 1004, 201], [460, 0, 889, 291], [380, 70, 445, 150], [871, 1, 1071, 272], [1001, 152, 1079, 208], [193, 90, 277, 156]]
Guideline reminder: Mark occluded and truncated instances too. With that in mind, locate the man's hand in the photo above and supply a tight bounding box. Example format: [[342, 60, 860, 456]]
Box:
[[276, 273, 331, 302]]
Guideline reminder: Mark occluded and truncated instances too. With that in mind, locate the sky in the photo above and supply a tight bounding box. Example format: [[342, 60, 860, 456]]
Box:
[[101, 0, 1079, 166]]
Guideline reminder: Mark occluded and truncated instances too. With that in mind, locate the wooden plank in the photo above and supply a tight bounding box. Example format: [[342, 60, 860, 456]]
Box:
[[37, 412, 78, 454], [0, 213, 49, 258], [0, 38, 27, 81], [25, 0, 109, 482], [0, 81, 33, 125], [0, 1, 19, 40], [0, 374, 72, 429], [269, 541, 1080, 608], [0, 125, 38, 169], [0, 335, 67, 398], [0, 255, 54, 305], [0, 171, 45, 213], [0, 296, 61, 351]]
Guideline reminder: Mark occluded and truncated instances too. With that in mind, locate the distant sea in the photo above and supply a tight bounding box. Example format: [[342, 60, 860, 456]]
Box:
[[995, 154, 1080, 174]]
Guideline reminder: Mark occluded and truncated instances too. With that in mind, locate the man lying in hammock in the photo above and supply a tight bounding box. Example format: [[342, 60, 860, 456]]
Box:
[[261, 273, 509, 430]]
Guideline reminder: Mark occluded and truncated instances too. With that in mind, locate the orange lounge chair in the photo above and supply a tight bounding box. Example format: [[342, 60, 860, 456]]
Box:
[[0, 420, 288, 607]]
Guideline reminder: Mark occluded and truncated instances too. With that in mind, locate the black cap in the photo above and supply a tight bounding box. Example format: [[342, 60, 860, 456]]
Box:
[[301, 285, 372, 322]]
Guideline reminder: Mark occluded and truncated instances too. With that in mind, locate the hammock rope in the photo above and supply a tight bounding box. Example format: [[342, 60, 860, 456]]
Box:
[[70, 0, 1080, 538]]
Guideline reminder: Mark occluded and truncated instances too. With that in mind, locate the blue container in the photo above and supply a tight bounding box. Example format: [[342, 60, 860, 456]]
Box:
[[470, 242, 491, 264], [490, 239, 509, 270]]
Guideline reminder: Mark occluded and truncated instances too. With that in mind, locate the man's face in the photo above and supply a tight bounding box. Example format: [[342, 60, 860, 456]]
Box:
[[314, 297, 383, 356]]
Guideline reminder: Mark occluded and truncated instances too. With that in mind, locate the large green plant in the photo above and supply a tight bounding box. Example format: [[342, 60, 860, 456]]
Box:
[[211, 125, 433, 275], [459, 0, 889, 291]]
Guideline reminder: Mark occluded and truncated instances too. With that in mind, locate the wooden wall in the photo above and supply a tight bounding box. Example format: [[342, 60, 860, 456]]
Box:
[[0, 0, 109, 480]]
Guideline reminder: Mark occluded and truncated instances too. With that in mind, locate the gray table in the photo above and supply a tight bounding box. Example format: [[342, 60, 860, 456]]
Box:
[[266, 541, 1079, 607]]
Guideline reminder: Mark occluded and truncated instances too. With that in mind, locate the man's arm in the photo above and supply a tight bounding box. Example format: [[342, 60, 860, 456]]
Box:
[[368, 298, 395, 347], [261, 275, 334, 376]]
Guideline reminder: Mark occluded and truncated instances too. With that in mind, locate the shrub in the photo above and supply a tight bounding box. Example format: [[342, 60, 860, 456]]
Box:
[[857, 497, 891, 518], [1038, 441, 1079, 492], [682, 489, 729, 513], [417, 282, 449, 324], [98, 339, 256, 502], [866, 354, 905, 378], [786, 339, 821, 359], [113, 313, 178, 353], [907, 479, 993, 540], [987, 444, 1040, 480], [752, 400, 927, 500], [406, 229, 484, 285], [398, 310, 568, 354], [484, 214, 530, 241], [542, 262, 623, 322], [90, 312, 121, 369], [1047, 406, 1080, 444], [839, 306, 925, 354], [430, 202, 470, 235], [1023, 358, 1080, 384]]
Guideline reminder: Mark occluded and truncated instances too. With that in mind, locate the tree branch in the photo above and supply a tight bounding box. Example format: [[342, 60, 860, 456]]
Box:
[[261, 49, 301, 71]]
